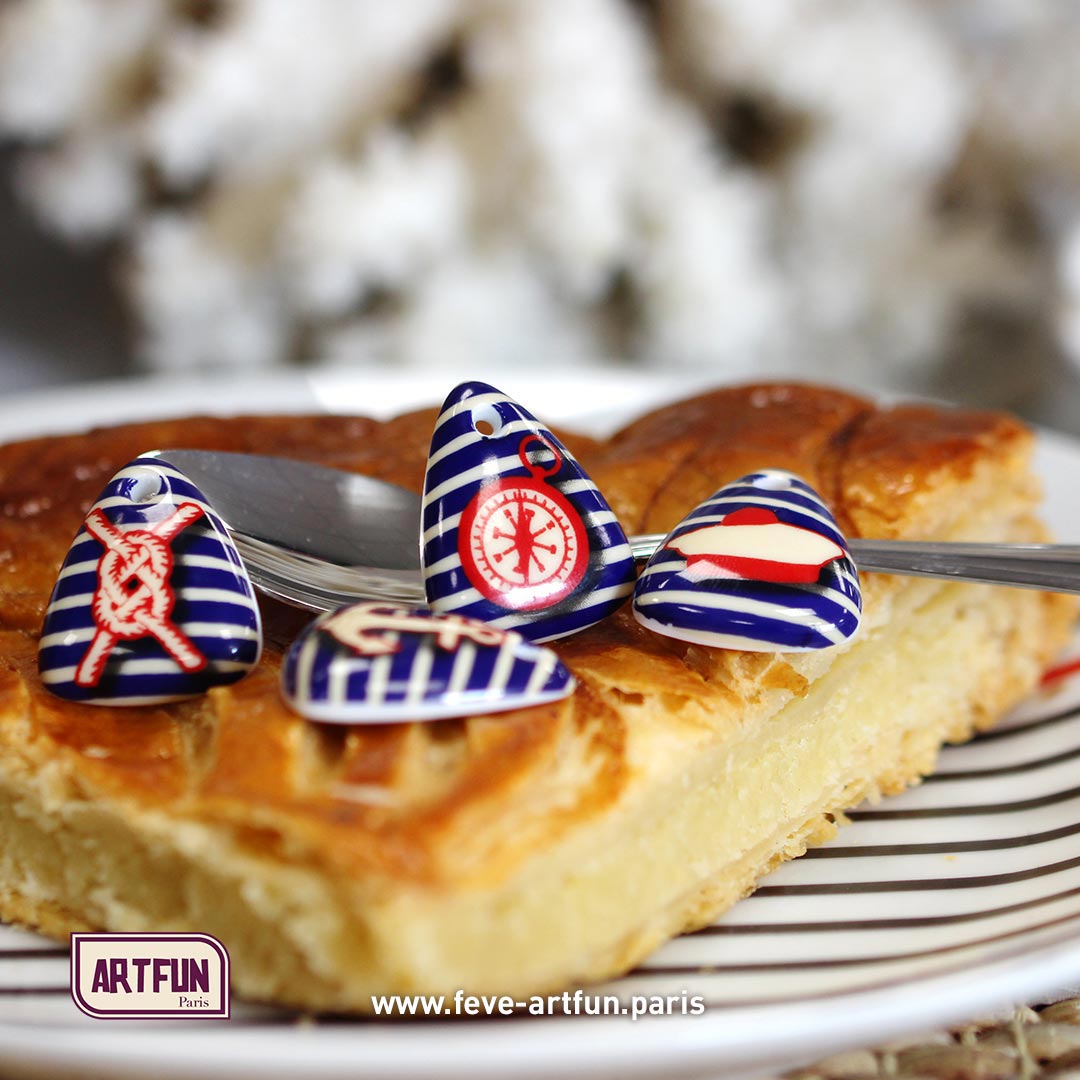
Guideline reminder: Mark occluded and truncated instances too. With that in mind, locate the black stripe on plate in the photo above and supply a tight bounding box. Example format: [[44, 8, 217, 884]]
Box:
[[698, 921, 1080, 1009], [0, 986, 69, 996], [803, 818, 1080, 858], [0, 947, 68, 959], [754, 850, 1080, 896], [636, 904, 1080, 976], [850, 782, 1080, 820], [697, 880, 1080, 935], [928, 743, 1080, 782], [968, 702, 1080, 743]]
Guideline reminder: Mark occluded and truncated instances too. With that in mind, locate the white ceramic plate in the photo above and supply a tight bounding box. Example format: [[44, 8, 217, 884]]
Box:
[[3, 372, 1080, 1080]]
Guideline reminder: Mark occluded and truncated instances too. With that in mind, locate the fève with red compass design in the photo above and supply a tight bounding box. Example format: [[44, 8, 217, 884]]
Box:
[[458, 435, 590, 611]]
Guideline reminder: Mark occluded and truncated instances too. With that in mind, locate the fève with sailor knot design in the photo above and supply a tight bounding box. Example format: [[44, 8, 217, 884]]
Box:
[[38, 455, 261, 705]]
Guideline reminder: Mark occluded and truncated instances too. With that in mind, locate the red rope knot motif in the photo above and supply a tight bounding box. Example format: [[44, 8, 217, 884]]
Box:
[[75, 502, 208, 688]]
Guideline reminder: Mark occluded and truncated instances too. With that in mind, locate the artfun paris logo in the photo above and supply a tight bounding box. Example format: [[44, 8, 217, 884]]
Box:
[[70, 933, 230, 1019]]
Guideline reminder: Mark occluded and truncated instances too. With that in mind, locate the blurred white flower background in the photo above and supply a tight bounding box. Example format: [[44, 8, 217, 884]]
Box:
[[1, 0, 1080, 423]]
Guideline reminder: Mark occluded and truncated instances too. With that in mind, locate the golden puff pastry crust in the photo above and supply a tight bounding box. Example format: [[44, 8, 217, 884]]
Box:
[[0, 384, 1073, 1011]]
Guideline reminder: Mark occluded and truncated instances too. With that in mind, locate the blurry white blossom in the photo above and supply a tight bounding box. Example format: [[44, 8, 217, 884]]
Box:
[[0, 0, 1076, 379], [284, 131, 469, 317]]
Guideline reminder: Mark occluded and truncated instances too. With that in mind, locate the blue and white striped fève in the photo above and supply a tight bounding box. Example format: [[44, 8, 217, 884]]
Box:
[[38, 454, 262, 705], [281, 602, 575, 723], [421, 382, 636, 643], [633, 470, 862, 652]]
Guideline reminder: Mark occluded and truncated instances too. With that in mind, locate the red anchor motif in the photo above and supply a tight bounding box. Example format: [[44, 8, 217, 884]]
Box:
[[322, 602, 509, 656], [75, 503, 207, 688]]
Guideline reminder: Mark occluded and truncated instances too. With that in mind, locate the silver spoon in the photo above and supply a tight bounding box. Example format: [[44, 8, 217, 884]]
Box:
[[158, 449, 1080, 612]]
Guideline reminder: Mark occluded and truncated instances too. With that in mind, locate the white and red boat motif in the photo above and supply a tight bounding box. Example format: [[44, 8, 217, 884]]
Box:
[[668, 506, 846, 584]]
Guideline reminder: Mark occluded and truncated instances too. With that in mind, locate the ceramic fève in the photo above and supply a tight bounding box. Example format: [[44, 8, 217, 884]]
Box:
[[38, 454, 262, 704], [280, 601, 575, 723], [633, 469, 862, 651], [421, 381, 636, 642]]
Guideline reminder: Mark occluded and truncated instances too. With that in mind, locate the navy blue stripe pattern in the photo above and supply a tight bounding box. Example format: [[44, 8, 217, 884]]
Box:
[[281, 602, 575, 723], [633, 470, 861, 651], [38, 455, 261, 704], [421, 382, 635, 643]]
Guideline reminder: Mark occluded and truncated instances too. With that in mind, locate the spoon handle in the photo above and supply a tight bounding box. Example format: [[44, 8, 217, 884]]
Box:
[[240, 534, 1080, 612], [630, 535, 1080, 595]]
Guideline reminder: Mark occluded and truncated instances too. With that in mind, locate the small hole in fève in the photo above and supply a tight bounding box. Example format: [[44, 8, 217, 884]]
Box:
[[128, 470, 162, 503], [755, 471, 793, 491], [471, 402, 504, 438]]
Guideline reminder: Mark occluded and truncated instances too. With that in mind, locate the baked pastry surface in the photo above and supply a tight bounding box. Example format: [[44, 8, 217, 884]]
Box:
[[0, 384, 1073, 1011]]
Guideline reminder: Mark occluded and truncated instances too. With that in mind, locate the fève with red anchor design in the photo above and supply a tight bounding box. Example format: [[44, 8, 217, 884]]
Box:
[[38, 455, 261, 705], [281, 602, 575, 723], [421, 382, 636, 642]]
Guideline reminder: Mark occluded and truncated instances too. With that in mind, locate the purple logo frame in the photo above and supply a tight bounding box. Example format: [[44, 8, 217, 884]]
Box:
[[70, 932, 230, 1020]]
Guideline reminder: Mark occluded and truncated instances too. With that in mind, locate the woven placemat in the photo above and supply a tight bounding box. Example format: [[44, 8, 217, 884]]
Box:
[[785, 1000, 1080, 1080]]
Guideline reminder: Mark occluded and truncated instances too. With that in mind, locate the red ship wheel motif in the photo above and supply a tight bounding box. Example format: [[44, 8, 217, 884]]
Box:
[[74, 503, 208, 687], [459, 435, 589, 611]]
